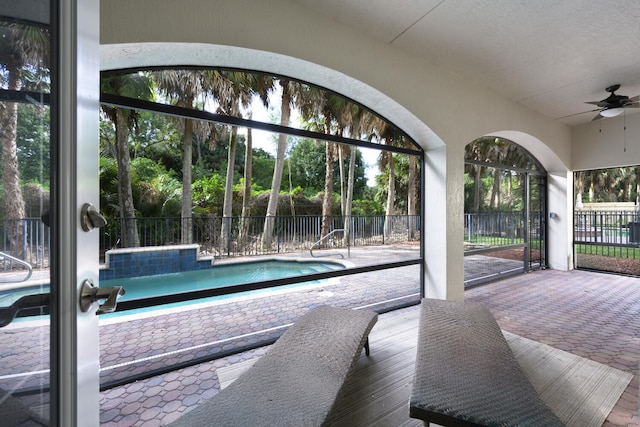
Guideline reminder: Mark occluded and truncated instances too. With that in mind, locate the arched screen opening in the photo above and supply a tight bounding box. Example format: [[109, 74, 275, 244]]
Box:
[[95, 67, 424, 389], [464, 136, 547, 287]]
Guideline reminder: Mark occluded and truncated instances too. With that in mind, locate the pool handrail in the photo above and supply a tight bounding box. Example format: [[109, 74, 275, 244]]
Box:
[[310, 229, 350, 259], [0, 251, 33, 283]]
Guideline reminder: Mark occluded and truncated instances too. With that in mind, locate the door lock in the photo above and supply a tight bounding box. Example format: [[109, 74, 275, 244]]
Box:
[[80, 279, 125, 314], [80, 203, 107, 232]]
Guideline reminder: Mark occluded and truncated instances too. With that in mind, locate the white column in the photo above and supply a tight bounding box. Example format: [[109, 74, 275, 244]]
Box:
[[423, 143, 465, 301], [547, 170, 573, 271]]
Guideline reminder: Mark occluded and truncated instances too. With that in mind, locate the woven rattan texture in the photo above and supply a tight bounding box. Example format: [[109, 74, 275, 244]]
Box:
[[410, 298, 564, 426], [169, 305, 378, 427]]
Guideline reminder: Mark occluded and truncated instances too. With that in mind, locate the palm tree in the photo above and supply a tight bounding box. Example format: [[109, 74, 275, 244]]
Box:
[[300, 92, 349, 240], [322, 141, 338, 238], [574, 170, 585, 206], [377, 126, 403, 238], [213, 71, 254, 250], [407, 153, 418, 239], [0, 22, 49, 260], [240, 75, 275, 247], [240, 118, 254, 246], [632, 167, 640, 205], [322, 96, 349, 235], [391, 129, 420, 239], [154, 69, 211, 244], [341, 104, 379, 244], [466, 137, 499, 212], [382, 151, 396, 237], [338, 106, 360, 212], [261, 79, 305, 250], [101, 73, 153, 247], [486, 139, 511, 210]]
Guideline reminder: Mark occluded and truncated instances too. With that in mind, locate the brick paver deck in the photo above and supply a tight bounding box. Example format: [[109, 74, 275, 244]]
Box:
[[97, 268, 639, 427], [1, 248, 638, 426], [466, 270, 639, 427]]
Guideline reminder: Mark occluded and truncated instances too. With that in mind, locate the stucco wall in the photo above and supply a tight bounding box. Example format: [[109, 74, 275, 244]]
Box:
[[572, 113, 640, 170], [99, 0, 576, 296]]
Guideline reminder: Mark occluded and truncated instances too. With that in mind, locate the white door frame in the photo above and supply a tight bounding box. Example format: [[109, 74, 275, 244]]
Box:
[[54, 0, 101, 425]]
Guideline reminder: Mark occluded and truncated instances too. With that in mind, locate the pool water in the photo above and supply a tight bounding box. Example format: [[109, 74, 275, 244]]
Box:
[[105, 259, 344, 301], [2, 260, 344, 320]]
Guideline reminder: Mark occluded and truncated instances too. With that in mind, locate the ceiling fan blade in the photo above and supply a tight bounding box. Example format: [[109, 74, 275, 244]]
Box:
[[586, 101, 609, 107], [556, 108, 600, 119], [625, 96, 640, 108]]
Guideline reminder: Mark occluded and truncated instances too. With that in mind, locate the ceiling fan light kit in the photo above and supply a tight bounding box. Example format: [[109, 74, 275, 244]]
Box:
[[600, 107, 625, 117]]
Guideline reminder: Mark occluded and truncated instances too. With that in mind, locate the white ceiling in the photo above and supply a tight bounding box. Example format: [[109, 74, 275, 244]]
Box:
[[292, 0, 640, 127]]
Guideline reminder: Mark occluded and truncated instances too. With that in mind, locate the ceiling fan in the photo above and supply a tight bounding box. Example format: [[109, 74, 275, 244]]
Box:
[[584, 84, 639, 121], [557, 84, 640, 121]]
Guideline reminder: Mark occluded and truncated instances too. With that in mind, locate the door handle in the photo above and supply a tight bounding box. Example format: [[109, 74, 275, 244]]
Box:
[[80, 279, 125, 314]]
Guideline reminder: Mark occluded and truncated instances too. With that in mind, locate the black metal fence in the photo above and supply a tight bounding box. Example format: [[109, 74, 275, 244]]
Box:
[[463, 211, 548, 286], [0, 218, 50, 269], [574, 209, 640, 247], [100, 214, 421, 260], [574, 209, 640, 270], [464, 211, 528, 244], [0, 215, 420, 269], [8, 209, 635, 271]]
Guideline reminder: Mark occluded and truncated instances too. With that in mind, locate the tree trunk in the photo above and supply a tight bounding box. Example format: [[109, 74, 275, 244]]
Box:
[[261, 82, 291, 250], [490, 168, 501, 209], [181, 119, 194, 244], [287, 158, 295, 217], [115, 108, 139, 247], [473, 165, 481, 212], [635, 167, 640, 207], [321, 142, 335, 241], [384, 153, 395, 238], [574, 171, 584, 200], [344, 146, 356, 246], [221, 126, 238, 251], [0, 59, 29, 260], [339, 146, 346, 218], [240, 126, 253, 246], [407, 154, 417, 239]]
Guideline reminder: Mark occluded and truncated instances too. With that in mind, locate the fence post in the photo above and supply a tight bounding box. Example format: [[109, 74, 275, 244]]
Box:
[[347, 218, 351, 258], [22, 220, 28, 265], [619, 213, 623, 244], [226, 217, 232, 257], [276, 216, 280, 253]]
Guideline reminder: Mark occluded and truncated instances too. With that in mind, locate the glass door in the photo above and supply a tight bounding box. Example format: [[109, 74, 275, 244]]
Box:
[[0, 4, 54, 425], [0, 0, 101, 425]]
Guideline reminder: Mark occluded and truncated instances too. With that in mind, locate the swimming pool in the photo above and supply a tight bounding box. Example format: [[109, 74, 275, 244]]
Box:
[[105, 259, 344, 300], [2, 259, 345, 321]]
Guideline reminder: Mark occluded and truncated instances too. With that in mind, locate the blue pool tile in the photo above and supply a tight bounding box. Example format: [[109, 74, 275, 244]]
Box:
[[102, 246, 213, 279]]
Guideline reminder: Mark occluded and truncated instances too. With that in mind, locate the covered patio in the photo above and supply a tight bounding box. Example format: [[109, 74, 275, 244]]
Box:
[[97, 4, 640, 423], [6, 1, 640, 425]]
